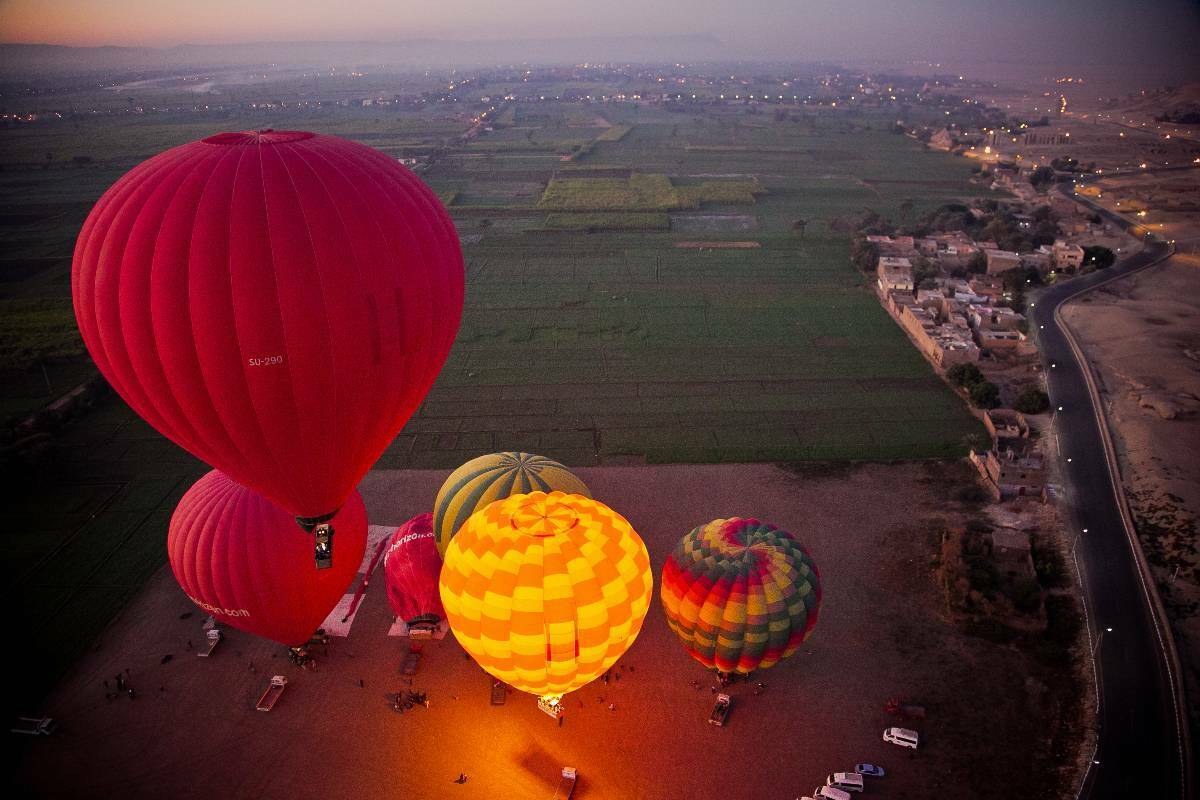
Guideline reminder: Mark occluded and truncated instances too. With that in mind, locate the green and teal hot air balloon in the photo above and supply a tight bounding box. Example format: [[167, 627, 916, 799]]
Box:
[[432, 452, 590, 556]]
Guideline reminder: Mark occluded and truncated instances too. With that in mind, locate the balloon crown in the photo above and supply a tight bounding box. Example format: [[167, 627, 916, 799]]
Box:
[[202, 130, 316, 146]]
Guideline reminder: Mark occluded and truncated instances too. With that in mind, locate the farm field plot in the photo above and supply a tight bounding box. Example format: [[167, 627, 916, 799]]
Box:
[[399, 102, 987, 467], [4, 101, 988, 470]]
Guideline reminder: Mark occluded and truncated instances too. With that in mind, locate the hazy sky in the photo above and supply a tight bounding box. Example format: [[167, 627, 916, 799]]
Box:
[[2, 0, 1199, 67]]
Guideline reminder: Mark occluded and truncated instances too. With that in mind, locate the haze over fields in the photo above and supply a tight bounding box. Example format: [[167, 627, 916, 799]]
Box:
[[2, 0, 1199, 92]]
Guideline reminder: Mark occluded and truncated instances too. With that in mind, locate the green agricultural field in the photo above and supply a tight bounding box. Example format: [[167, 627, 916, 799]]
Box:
[[544, 212, 671, 231], [538, 172, 762, 211]]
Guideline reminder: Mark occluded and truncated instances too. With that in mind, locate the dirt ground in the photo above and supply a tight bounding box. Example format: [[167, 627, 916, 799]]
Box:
[[1062, 253, 1200, 732], [13, 463, 1085, 800]]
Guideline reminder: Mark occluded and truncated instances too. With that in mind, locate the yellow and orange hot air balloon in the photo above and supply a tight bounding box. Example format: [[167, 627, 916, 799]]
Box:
[[439, 491, 652, 715]]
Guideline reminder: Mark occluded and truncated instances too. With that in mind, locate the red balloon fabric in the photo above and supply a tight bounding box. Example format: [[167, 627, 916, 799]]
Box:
[[73, 130, 464, 519], [383, 513, 444, 625], [167, 470, 368, 647]]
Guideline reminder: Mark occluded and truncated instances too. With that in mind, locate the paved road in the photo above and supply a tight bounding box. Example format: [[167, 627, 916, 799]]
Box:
[[1030, 186, 1188, 799]]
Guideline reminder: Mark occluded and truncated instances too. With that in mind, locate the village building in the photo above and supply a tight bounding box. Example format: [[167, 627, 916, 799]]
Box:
[[985, 249, 1022, 275], [970, 440, 1046, 501], [977, 329, 1037, 356], [969, 276, 1006, 300], [1052, 240, 1085, 270], [877, 256, 914, 292], [967, 304, 1025, 332], [984, 408, 1031, 441], [897, 305, 980, 367], [988, 529, 1035, 578]]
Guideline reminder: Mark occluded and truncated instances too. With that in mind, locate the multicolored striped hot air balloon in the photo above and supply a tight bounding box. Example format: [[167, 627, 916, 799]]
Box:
[[439, 491, 651, 707], [432, 452, 590, 556], [660, 518, 822, 675]]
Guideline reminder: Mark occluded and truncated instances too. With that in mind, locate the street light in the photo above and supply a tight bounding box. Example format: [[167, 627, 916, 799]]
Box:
[[1092, 627, 1113, 657]]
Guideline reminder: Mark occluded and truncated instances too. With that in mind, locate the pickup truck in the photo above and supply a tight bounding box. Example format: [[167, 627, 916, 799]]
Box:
[[256, 676, 287, 711], [490, 679, 507, 705], [708, 693, 732, 726], [552, 767, 577, 799], [196, 628, 222, 657], [401, 648, 422, 676]]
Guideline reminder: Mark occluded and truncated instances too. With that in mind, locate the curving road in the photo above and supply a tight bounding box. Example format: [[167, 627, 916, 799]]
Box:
[[1029, 184, 1190, 799]]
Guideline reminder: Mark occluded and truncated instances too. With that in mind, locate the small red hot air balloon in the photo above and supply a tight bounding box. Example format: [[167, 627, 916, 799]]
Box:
[[383, 513, 444, 634], [73, 130, 463, 566], [167, 470, 368, 647]]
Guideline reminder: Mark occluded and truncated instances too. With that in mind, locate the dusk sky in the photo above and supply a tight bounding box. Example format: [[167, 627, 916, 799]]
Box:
[[2, 0, 1199, 68]]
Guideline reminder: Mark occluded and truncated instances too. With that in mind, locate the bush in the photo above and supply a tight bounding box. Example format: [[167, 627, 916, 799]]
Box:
[[967, 251, 988, 274], [1009, 577, 1043, 614], [1082, 245, 1115, 270], [850, 238, 880, 273], [947, 362, 984, 388], [1014, 387, 1050, 414], [1032, 537, 1069, 589], [968, 380, 1001, 409]]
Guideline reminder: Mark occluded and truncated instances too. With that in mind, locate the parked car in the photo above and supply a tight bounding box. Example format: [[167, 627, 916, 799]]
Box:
[[883, 726, 920, 749], [854, 763, 885, 778], [825, 772, 864, 793], [812, 786, 851, 800]]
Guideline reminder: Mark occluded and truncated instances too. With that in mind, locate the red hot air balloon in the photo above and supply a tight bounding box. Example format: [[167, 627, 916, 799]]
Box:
[[383, 513, 444, 634], [73, 130, 463, 565], [167, 470, 368, 647]]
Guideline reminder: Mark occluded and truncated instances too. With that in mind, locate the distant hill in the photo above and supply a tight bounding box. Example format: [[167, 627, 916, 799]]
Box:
[[0, 35, 723, 74]]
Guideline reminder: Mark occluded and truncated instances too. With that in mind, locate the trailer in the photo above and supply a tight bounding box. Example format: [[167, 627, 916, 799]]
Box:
[[256, 676, 287, 711], [11, 716, 58, 736], [708, 693, 732, 726], [196, 628, 222, 658], [401, 648, 422, 676], [552, 767, 577, 799]]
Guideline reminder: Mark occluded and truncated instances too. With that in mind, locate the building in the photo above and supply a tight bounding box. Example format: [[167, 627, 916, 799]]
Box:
[[898, 305, 980, 367], [877, 256, 914, 292], [985, 249, 1022, 275], [867, 235, 917, 256], [969, 276, 1006, 301], [988, 529, 1034, 577], [929, 128, 956, 151], [1052, 240, 1085, 270], [967, 304, 1025, 332], [977, 329, 1037, 356], [984, 409, 1030, 441], [970, 441, 1046, 500], [1021, 247, 1052, 272]]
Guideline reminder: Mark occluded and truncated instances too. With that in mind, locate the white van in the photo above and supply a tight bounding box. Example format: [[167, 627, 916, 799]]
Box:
[[812, 787, 852, 800], [826, 772, 864, 793], [883, 726, 920, 749]]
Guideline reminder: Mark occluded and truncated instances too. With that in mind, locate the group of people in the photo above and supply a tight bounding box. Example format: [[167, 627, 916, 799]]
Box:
[[102, 669, 135, 701], [391, 688, 429, 713]]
